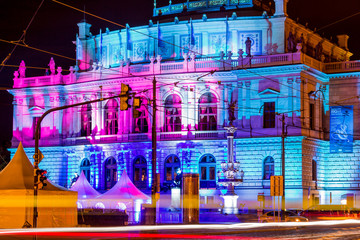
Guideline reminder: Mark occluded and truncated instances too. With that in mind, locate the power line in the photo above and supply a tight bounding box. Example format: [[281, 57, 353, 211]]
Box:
[[0, 0, 45, 73]]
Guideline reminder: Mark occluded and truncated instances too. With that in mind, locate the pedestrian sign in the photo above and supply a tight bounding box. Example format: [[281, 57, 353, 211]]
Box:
[[33, 150, 44, 163], [270, 175, 283, 196]]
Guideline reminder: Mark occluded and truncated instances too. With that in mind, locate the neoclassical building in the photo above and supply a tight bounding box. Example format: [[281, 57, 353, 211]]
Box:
[[9, 0, 360, 212]]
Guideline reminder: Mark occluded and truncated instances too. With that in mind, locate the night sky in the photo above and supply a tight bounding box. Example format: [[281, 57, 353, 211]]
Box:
[[0, 0, 359, 145]]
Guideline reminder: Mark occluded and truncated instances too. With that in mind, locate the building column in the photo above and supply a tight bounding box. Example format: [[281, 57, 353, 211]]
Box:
[[237, 82, 244, 127]]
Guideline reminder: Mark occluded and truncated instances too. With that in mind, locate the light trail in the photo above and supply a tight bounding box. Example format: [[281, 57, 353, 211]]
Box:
[[0, 231, 275, 239], [0, 219, 359, 235]]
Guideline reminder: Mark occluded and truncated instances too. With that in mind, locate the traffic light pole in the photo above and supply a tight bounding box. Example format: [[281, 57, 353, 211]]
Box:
[[281, 114, 286, 219], [32, 94, 125, 228], [151, 76, 158, 224]]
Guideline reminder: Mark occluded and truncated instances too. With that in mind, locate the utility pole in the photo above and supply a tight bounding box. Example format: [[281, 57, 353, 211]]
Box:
[[280, 113, 286, 218], [32, 94, 126, 228], [151, 76, 158, 224]]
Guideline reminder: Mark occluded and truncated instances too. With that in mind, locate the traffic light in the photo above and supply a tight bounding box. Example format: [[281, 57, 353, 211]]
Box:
[[133, 97, 142, 118], [35, 169, 48, 189], [120, 83, 130, 111]]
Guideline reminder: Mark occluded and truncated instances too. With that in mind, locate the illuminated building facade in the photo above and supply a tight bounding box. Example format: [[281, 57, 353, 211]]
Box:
[[9, 0, 360, 211]]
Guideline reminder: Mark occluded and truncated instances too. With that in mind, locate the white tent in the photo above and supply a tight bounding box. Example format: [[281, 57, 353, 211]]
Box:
[[0, 142, 78, 228], [70, 171, 100, 208], [95, 170, 150, 208], [94, 170, 150, 223]]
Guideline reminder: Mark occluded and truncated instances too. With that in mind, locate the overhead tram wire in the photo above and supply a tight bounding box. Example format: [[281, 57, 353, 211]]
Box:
[[50, 0, 347, 116], [3, 1, 356, 116], [0, 39, 75, 62], [50, 0, 322, 99], [0, 0, 316, 101], [0, 0, 45, 73]]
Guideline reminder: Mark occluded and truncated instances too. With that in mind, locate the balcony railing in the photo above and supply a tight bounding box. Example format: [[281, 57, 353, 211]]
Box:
[[13, 52, 360, 89], [61, 130, 228, 145]]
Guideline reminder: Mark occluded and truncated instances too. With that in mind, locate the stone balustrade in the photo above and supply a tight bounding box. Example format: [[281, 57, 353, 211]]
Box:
[[13, 51, 360, 89]]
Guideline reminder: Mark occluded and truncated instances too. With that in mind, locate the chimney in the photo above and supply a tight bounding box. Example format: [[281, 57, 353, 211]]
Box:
[[337, 34, 349, 50], [274, 0, 289, 17], [77, 19, 92, 39]]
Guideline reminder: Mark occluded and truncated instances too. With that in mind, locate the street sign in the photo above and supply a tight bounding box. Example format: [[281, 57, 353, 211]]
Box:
[[270, 175, 283, 196], [33, 150, 44, 163], [257, 194, 265, 201]]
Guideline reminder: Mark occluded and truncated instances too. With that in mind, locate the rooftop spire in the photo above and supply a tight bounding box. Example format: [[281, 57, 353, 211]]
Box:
[[274, 0, 289, 17]]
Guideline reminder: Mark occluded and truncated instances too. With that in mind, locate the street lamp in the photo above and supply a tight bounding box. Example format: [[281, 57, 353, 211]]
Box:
[[218, 123, 244, 214]]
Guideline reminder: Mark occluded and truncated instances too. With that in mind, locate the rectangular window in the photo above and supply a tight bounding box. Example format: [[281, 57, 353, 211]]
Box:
[[209, 167, 215, 180], [134, 168, 140, 181], [141, 169, 146, 181], [201, 167, 207, 180], [166, 167, 172, 181], [32, 117, 41, 139], [263, 102, 275, 128], [310, 103, 315, 130]]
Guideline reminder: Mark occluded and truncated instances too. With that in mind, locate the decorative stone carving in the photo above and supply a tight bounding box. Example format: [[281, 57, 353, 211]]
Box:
[[202, 14, 207, 22], [126, 58, 131, 66], [149, 55, 155, 64], [57, 66, 62, 75], [232, 12, 237, 20], [19, 60, 26, 78], [190, 52, 196, 61], [272, 43, 278, 54], [183, 52, 189, 62], [132, 41, 148, 62], [209, 34, 226, 55], [245, 37, 252, 57], [220, 51, 225, 60], [227, 51, 233, 60], [13, 70, 19, 79], [92, 62, 97, 71], [180, 35, 200, 57], [156, 54, 162, 63], [287, 31, 296, 52], [239, 32, 261, 56], [238, 49, 244, 58], [295, 43, 302, 53], [49, 57, 56, 75]]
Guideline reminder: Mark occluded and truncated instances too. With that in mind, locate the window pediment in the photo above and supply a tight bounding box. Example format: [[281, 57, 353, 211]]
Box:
[[258, 88, 280, 96]]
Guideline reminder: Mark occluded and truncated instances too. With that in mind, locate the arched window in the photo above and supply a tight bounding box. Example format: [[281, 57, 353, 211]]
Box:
[[104, 157, 117, 190], [263, 156, 274, 180], [80, 158, 91, 183], [133, 156, 147, 190], [198, 93, 217, 131], [133, 98, 149, 133], [164, 155, 180, 182], [104, 99, 119, 135], [199, 154, 216, 188], [80, 103, 92, 136], [312, 160, 317, 181], [164, 94, 182, 132]]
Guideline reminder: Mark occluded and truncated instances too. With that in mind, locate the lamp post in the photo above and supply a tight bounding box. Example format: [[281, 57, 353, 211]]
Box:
[[219, 121, 243, 214], [32, 94, 125, 228]]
